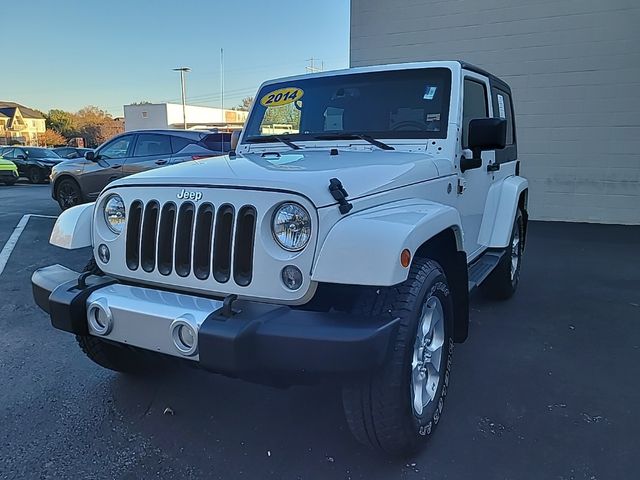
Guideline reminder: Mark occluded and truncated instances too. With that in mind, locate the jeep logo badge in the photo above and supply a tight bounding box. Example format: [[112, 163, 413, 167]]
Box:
[[177, 189, 203, 202]]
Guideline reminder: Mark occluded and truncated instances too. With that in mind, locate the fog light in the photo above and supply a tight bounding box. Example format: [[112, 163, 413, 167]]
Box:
[[178, 325, 195, 348], [98, 244, 110, 263], [87, 298, 113, 335], [170, 317, 198, 356], [281, 265, 303, 291]]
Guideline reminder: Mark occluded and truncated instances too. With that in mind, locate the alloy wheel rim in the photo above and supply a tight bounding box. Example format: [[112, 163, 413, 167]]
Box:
[[510, 226, 521, 281], [59, 184, 78, 208], [411, 295, 445, 418]]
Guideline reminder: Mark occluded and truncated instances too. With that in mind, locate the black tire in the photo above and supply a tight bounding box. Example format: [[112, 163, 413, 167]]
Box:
[[342, 258, 454, 456], [481, 209, 524, 300], [75, 258, 157, 374], [75, 334, 158, 374], [2, 178, 17, 186], [28, 167, 44, 184], [56, 177, 83, 210]]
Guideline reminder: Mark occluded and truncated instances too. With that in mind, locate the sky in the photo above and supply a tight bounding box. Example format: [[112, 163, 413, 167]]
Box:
[[2, 0, 350, 117]]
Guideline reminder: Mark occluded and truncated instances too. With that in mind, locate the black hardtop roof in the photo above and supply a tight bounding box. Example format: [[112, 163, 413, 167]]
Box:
[[458, 61, 512, 93]]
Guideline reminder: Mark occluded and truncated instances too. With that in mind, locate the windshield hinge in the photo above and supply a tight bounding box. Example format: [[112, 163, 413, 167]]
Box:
[[329, 178, 353, 214]]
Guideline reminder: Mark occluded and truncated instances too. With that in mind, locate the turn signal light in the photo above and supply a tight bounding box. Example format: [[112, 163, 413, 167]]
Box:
[[400, 249, 411, 268]]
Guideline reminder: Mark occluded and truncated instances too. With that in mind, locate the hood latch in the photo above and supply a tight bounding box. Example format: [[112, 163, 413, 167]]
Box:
[[329, 178, 353, 215]]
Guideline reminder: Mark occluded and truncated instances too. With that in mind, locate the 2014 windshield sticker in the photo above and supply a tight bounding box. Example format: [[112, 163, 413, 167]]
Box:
[[260, 87, 304, 107]]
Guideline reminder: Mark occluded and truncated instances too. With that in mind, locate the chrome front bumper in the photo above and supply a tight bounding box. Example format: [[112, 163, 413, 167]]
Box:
[[32, 264, 400, 382]]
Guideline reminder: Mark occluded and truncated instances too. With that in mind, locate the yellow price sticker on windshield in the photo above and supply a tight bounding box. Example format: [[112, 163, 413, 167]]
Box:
[[260, 87, 304, 107]]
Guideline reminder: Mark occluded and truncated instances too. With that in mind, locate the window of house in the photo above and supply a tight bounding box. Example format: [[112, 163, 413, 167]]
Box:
[[462, 78, 488, 148], [142, 111, 148, 118]]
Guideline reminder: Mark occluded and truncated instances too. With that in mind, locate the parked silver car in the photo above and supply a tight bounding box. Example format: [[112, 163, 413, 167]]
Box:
[[51, 129, 231, 210]]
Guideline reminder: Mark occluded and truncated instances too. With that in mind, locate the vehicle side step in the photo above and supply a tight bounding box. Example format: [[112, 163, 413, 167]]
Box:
[[468, 251, 504, 292]]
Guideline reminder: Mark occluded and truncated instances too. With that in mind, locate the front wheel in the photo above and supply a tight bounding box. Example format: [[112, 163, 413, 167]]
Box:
[[28, 167, 45, 184], [76, 258, 158, 374], [56, 178, 82, 210], [76, 335, 159, 374], [342, 258, 454, 456]]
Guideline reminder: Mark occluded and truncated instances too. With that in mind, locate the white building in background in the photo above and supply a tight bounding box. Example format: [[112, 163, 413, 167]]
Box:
[[123, 103, 248, 132], [350, 0, 640, 225]]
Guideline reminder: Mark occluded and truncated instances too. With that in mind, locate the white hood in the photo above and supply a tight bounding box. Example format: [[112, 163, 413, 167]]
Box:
[[111, 149, 443, 207]]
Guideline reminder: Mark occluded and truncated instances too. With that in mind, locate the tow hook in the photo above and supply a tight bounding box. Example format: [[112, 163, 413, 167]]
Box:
[[220, 294, 241, 317]]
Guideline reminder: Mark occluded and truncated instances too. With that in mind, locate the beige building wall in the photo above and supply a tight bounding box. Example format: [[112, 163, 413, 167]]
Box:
[[350, 0, 640, 224]]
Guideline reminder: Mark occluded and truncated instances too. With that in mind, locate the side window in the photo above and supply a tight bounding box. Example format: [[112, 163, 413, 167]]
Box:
[[133, 134, 172, 157], [462, 78, 488, 148], [2, 148, 14, 158], [99, 135, 134, 159], [202, 133, 231, 152], [170, 135, 196, 154], [492, 89, 514, 145]]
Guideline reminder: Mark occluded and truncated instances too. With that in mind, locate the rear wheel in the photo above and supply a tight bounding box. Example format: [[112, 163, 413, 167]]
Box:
[[481, 209, 524, 300], [28, 167, 44, 184], [342, 258, 454, 456], [56, 178, 82, 210]]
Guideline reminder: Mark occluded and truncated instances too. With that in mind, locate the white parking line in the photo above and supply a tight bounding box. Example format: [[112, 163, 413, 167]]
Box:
[[0, 214, 58, 275]]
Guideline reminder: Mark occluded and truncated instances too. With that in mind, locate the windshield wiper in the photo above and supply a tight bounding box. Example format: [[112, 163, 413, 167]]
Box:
[[244, 135, 301, 150], [314, 133, 395, 151]]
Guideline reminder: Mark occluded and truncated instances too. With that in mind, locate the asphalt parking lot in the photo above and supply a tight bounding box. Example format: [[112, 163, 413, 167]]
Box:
[[0, 183, 639, 480]]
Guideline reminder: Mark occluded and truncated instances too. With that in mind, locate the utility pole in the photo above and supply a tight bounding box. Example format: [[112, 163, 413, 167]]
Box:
[[220, 48, 224, 114], [305, 57, 324, 73], [173, 67, 191, 130]]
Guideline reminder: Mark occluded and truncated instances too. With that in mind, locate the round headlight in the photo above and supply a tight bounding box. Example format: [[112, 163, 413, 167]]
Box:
[[103, 194, 126, 234], [272, 202, 311, 251]]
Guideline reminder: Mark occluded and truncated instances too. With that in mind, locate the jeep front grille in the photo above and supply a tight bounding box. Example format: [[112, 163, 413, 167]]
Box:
[[125, 200, 257, 286]]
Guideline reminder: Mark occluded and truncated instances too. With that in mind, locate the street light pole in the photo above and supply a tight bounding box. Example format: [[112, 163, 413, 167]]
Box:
[[173, 67, 191, 130]]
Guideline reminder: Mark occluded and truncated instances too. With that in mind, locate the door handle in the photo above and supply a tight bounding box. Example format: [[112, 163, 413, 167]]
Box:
[[155, 159, 168, 165], [487, 162, 500, 172], [111, 164, 122, 169]]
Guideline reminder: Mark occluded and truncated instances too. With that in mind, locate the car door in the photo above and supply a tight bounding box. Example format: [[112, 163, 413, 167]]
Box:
[[123, 133, 173, 176], [81, 134, 135, 199], [457, 73, 496, 260]]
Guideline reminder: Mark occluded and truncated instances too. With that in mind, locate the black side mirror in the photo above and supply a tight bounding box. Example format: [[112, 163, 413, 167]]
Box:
[[85, 151, 96, 161], [461, 118, 506, 172]]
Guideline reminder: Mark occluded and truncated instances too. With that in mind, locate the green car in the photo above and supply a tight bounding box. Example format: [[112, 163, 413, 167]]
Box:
[[0, 155, 19, 185]]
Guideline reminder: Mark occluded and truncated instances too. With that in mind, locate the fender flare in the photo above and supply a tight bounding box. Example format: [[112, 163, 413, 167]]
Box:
[[50, 202, 94, 249], [312, 199, 463, 286], [478, 175, 528, 248]]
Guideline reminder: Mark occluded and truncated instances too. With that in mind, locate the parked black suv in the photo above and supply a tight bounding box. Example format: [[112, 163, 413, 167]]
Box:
[[0, 146, 63, 184], [51, 129, 232, 210]]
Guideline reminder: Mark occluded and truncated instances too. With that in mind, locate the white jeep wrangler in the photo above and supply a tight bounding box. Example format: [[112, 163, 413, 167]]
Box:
[[32, 61, 528, 455]]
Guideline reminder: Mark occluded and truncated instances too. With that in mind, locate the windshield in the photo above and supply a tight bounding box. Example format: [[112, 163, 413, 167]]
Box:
[[26, 148, 60, 158], [244, 68, 452, 142]]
